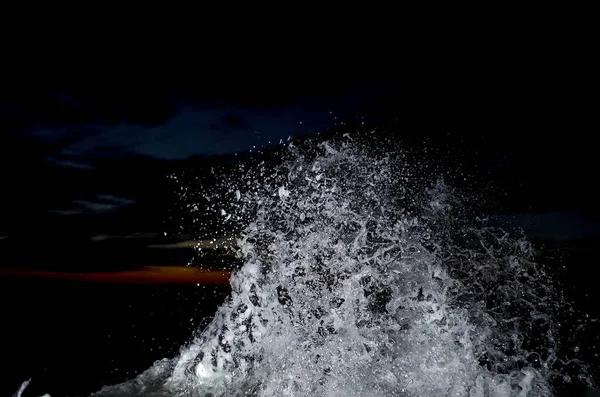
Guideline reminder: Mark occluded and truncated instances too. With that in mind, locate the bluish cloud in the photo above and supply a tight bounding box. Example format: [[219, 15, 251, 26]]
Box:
[[14, 86, 400, 166], [49, 194, 136, 216], [38, 105, 338, 161]]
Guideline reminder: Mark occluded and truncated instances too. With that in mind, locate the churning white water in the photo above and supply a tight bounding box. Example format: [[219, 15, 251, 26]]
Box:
[[27, 137, 595, 396]]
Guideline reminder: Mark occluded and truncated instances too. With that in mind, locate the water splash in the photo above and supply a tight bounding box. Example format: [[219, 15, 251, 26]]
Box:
[[92, 137, 592, 396], [12, 379, 50, 397]]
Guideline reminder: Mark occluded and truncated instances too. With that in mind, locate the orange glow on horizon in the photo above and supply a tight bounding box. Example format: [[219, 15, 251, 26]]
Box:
[[0, 266, 231, 285]]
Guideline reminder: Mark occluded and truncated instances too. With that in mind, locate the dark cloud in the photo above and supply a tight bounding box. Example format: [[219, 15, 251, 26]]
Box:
[[45, 157, 95, 170], [1, 89, 177, 133], [50, 194, 137, 216], [493, 211, 600, 241], [213, 115, 250, 131], [3, 78, 414, 164], [1, 89, 182, 175]]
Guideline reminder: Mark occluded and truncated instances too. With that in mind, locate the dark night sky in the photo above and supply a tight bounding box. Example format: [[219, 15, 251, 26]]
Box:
[[1, 57, 598, 273]]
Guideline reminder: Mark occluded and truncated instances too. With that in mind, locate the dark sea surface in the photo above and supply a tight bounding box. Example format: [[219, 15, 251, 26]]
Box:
[[1, 277, 230, 396]]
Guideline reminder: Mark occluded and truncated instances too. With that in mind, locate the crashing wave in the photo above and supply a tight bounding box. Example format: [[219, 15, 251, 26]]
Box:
[[76, 137, 593, 396]]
